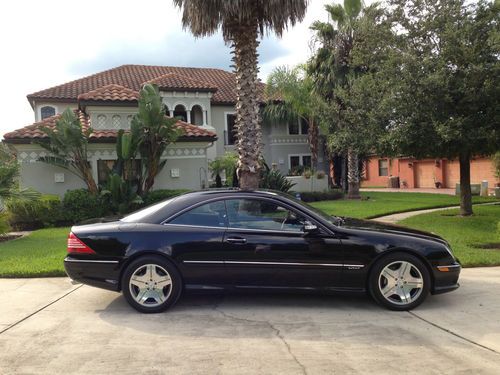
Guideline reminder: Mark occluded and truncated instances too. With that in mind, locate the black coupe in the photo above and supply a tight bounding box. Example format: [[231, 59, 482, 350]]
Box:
[[64, 190, 461, 313]]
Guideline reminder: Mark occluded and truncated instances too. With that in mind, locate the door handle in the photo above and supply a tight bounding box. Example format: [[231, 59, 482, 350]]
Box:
[[226, 237, 247, 244]]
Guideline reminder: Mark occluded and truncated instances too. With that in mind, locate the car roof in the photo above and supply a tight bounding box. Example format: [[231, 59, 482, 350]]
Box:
[[122, 189, 297, 224]]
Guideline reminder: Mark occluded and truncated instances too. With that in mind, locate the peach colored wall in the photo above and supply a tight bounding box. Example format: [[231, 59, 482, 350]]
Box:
[[362, 156, 499, 190], [445, 157, 498, 189]]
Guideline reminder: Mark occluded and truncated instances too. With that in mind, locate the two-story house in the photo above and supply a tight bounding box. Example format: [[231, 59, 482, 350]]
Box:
[[3, 64, 326, 196]]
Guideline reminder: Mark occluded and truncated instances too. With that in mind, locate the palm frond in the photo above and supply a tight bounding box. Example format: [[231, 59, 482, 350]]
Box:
[[173, 0, 309, 39]]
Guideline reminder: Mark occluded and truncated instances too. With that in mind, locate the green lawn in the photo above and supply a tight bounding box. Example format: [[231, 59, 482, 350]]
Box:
[[399, 205, 500, 267], [0, 192, 498, 277], [0, 227, 69, 277], [311, 191, 497, 219]]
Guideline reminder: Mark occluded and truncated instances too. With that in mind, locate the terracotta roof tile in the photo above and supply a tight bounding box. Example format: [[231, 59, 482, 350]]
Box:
[[3, 111, 216, 143], [27, 64, 265, 105], [78, 84, 139, 102], [147, 73, 218, 91]]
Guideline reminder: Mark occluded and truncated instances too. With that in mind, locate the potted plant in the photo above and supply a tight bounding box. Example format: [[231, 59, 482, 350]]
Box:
[[316, 170, 326, 179]]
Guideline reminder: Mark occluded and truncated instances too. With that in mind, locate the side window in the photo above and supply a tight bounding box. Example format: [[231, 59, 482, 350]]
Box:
[[168, 201, 227, 228], [226, 199, 306, 232]]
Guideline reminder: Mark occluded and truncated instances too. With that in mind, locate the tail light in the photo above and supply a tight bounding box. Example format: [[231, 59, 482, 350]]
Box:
[[67, 232, 95, 254]]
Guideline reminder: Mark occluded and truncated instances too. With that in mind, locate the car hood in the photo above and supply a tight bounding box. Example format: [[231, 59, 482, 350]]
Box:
[[338, 217, 447, 245]]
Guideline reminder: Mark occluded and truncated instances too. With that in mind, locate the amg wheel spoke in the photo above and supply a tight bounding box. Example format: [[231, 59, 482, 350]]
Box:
[[398, 287, 411, 304], [135, 288, 149, 303], [382, 268, 397, 281], [382, 284, 397, 297], [147, 264, 154, 280], [156, 276, 172, 288], [130, 277, 146, 288], [405, 279, 423, 289], [399, 262, 410, 278]]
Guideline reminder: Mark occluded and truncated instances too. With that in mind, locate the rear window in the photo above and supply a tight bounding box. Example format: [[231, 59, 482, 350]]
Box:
[[121, 197, 177, 223]]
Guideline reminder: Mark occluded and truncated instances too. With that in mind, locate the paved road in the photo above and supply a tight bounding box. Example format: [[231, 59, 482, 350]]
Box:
[[1, 268, 499, 374]]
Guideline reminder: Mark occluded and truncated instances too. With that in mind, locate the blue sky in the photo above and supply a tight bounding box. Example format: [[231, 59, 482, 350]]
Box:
[[0, 0, 347, 137]]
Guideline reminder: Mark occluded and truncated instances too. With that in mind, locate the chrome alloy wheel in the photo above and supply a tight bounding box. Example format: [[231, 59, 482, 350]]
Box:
[[378, 261, 424, 306], [128, 264, 172, 307]]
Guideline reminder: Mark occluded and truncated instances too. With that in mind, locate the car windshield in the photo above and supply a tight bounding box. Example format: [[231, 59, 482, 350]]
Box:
[[285, 194, 342, 226], [121, 197, 177, 223]]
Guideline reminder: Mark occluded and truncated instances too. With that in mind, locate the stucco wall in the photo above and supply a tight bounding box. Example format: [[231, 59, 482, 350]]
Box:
[[362, 156, 499, 190], [12, 141, 210, 197]]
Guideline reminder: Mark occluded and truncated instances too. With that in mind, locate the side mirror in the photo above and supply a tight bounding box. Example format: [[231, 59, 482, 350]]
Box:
[[303, 221, 318, 233]]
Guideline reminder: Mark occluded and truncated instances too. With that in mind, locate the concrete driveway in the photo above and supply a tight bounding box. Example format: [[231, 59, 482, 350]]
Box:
[[0, 268, 499, 375]]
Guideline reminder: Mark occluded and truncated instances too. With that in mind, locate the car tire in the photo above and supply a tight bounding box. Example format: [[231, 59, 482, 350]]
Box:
[[369, 252, 431, 311], [122, 255, 182, 313]]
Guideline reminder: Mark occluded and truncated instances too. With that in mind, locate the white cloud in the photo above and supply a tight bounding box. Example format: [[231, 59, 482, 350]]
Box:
[[0, 0, 342, 137]]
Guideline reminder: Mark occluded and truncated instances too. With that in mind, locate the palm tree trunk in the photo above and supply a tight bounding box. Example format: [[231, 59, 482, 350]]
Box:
[[308, 117, 319, 169], [347, 148, 360, 199], [232, 23, 262, 190], [459, 152, 473, 216]]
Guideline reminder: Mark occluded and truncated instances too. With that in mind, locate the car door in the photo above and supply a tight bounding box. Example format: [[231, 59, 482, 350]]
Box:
[[222, 197, 344, 288], [163, 199, 229, 287]]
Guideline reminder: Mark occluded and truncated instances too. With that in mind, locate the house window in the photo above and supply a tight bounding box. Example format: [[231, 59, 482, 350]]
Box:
[[290, 156, 300, 169], [225, 113, 236, 145], [378, 159, 389, 176], [288, 118, 309, 135], [41, 106, 56, 120], [97, 159, 141, 185], [289, 154, 312, 175]]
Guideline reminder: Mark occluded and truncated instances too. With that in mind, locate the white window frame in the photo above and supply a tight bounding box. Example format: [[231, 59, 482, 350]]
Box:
[[288, 153, 312, 169]]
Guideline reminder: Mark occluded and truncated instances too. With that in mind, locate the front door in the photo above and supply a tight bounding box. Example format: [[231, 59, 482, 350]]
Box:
[[222, 198, 343, 288]]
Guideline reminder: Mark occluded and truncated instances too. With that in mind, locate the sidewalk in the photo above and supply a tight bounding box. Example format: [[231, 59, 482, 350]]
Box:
[[373, 202, 499, 223]]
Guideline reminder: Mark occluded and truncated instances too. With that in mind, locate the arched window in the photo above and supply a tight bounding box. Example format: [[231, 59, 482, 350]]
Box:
[[173, 104, 187, 122], [191, 105, 204, 126], [41, 106, 56, 120]]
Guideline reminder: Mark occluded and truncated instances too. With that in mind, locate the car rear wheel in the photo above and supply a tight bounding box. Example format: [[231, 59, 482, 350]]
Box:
[[369, 253, 430, 311], [122, 255, 182, 313]]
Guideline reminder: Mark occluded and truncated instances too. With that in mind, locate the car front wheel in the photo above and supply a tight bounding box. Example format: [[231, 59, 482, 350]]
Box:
[[122, 255, 182, 313], [369, 253, 430, 311]]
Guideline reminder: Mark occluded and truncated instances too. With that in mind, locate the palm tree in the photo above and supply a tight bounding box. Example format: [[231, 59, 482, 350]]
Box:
[[309, 0, 364, 199], [263, 65, 320, 170], [131, 84, 181, 194], [173, 0, 309, 189], [38, 109, 98, 194]]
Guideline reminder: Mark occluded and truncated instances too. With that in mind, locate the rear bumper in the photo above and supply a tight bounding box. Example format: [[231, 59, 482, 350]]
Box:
[[431, 263, 461, 295], [64, 257, 121, 292]]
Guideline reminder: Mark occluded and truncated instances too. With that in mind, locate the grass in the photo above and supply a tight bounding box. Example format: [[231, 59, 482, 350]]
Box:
[[399, 205, 500, 267], [311, 191, 497, 219], [0, 227, 69, 277], [0, 192, 498, 277]]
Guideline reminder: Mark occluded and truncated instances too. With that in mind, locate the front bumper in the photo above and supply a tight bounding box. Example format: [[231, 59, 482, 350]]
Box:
[[64, 257, 121, 291], [431, 262, 461, 295]]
